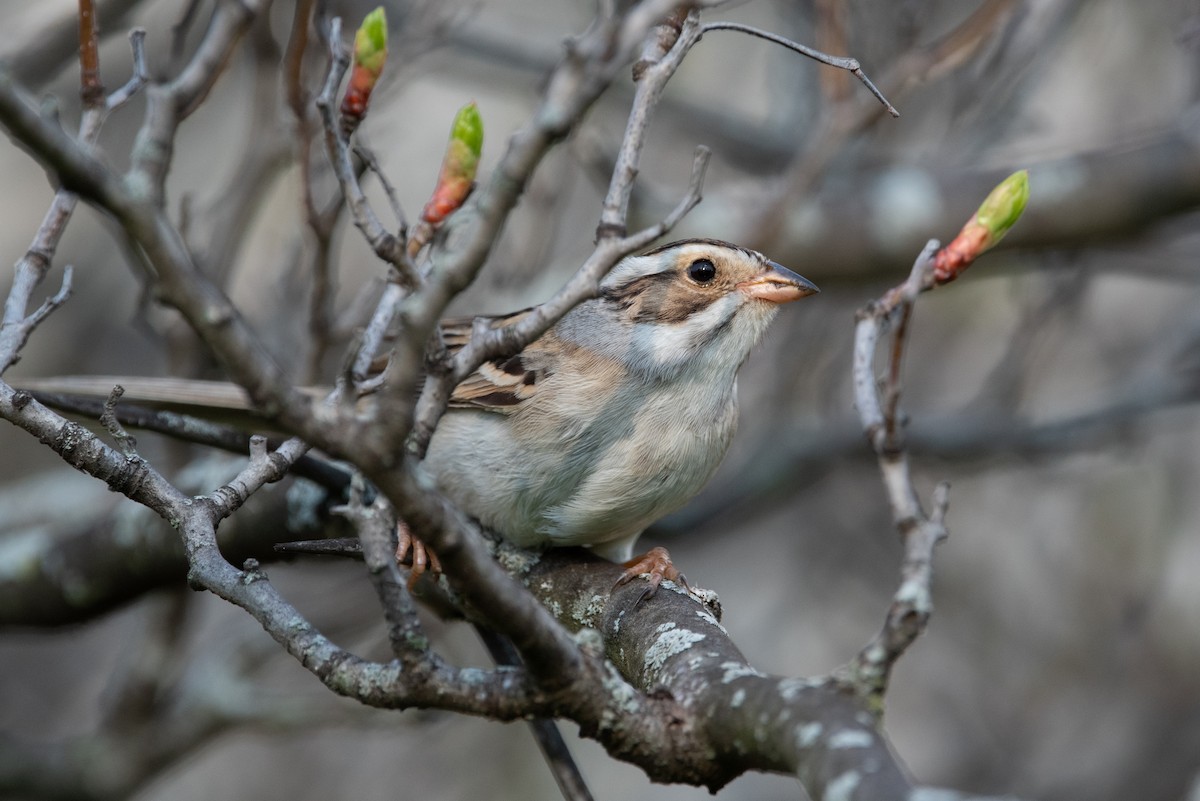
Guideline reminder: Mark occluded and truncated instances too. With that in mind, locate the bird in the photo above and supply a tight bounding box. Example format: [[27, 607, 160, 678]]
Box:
[[20, 239, 818, 596]]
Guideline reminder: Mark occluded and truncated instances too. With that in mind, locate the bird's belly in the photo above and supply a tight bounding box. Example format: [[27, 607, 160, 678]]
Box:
[[535, 391, 737, 549], [423, 387, 737, 554], [539, 439, 719, 547]]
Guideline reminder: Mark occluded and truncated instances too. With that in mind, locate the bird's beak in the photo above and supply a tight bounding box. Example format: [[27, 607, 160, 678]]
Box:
[[737, 261, 820, 304]]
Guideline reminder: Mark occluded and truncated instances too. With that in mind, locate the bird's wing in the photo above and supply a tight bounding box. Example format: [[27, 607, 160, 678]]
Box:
[[439, 310, 554, 413]]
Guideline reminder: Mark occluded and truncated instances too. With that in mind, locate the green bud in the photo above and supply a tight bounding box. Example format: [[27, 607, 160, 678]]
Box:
[[450, 102, 483, 162], [354, 7, 388, 75], [975, 169, 1029, 247]]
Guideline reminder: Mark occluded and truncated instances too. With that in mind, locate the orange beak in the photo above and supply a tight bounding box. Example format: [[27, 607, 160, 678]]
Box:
[[737, 261, 819, 304]]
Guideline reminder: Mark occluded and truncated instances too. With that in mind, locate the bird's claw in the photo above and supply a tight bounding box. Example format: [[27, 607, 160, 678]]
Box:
[[395, 521, 442, 590], [615, 546, 690, 605]]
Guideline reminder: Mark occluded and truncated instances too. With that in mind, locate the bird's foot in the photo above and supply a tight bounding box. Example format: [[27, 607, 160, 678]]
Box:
[[395, 521, 442, 590], [615, 546, 690, 605]]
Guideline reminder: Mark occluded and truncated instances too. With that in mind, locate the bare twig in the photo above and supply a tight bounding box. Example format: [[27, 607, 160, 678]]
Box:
[[105, 29, 148, 110], [333, 476, 429, 661], [316, 17, 418, 286], [355, 141, 408, 231], [0, 0, 142, 90], [597, 9, 702, 238], [99, 384, 139, 456], [129, 0, 264, 201], [844, 241, 946, 698], [168, 0, 206, 74], [475, 626, 596, 801], [208, 435, 312, 523], [844, 165, 1027, 696], [346, 281, 406, 387], [283, 0, 314, 121], [77, 0, 105, 108], [0, 28, 145, 375], [746, 0, 1016, 250], [700, 21, 898, 117]]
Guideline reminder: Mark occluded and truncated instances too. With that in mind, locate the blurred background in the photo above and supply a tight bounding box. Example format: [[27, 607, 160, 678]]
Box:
[[2, 0, 1199, 799]]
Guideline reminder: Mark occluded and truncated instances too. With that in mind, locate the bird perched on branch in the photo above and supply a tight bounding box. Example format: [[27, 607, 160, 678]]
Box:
[[21, 239, 817, 597]]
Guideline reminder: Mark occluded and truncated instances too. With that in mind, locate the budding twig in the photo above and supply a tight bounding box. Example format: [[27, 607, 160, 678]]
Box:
[[843, 171, 1030, 701]]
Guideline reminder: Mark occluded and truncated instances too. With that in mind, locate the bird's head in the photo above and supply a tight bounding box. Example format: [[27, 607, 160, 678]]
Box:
[[581, 238, 818, 378]]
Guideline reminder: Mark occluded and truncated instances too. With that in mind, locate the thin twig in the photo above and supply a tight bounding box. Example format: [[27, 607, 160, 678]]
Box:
[[700, 21, 898, 117], [129, 0, 264, 200], [168, 0, 206, 74], [106, 29, 148, 110], [596, 10, 701, 238], [209, 435, 312, 523], [283, 0, 314, 123], [0, 27, 145, 375], [475, 627, 596, 801], [99, 384, 139, 456], [354, 141, 408, 232], [77, 0, 105, 108], [316, 17, 418, 286], [27, 389, 356, 492], [745, 0, 1016, 248], [348, 281, 406, 386], [843, 240, 946, 699]]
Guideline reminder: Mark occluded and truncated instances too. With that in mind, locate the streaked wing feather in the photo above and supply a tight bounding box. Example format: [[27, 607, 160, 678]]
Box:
[[439, 309, 551, 412]]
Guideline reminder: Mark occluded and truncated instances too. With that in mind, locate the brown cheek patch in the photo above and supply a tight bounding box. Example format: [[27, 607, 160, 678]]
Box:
[[603, 273, 720, 325]]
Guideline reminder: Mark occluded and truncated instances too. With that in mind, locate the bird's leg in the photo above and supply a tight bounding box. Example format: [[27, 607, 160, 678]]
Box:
[[615, 546, 690, 604], [395, 520, 443, 590]]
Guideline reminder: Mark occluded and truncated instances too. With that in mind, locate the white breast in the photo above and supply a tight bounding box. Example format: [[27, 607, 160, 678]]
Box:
[[423, 373, 738, 560], [533, 375, 738, 554]]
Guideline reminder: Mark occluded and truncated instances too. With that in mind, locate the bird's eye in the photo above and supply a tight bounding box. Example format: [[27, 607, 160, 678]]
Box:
[[687, 258, 717, 284]]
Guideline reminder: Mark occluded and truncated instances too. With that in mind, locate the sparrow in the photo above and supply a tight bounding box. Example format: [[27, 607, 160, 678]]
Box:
[[409, 238, 817, 593], [19, 239, 818, 596]]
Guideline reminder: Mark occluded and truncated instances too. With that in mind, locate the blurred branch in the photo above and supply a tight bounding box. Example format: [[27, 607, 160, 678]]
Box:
[[0, 28, 146, 375], [475, 626, 596, 801], [0, 456, 336, 627], [0, 0, 144, 89], [0, 598, 362, 801], [77, 0, 104, 108], [661, 367, 1200, 539], [698, 21, 897, 117], [740, 0, 1017, 250], [191, 19, 293, 288], [753, 115, 1200, 283], [129, 0, 264, 200]]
